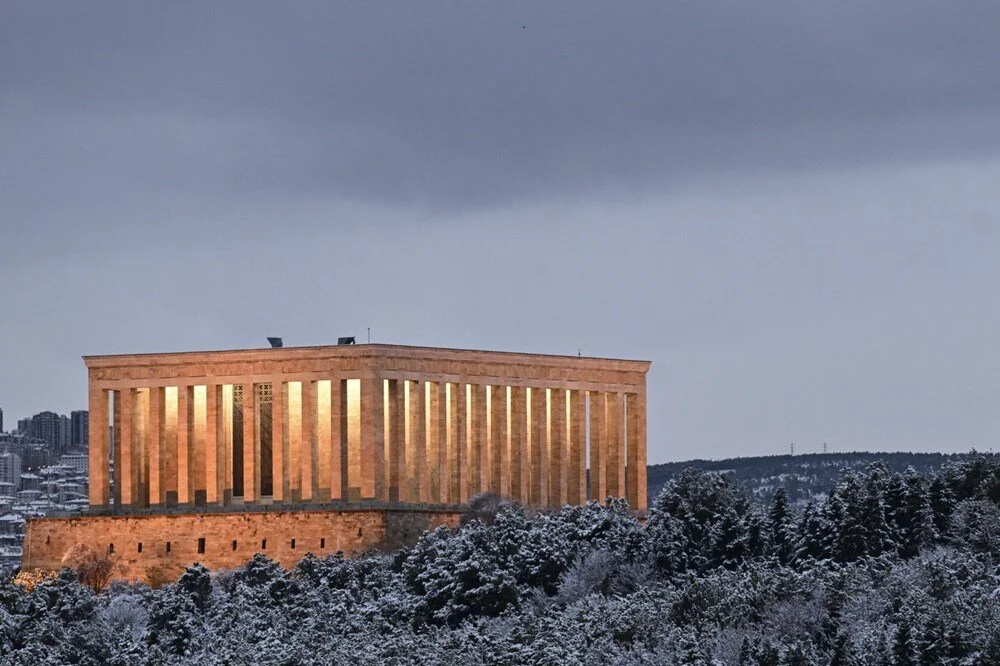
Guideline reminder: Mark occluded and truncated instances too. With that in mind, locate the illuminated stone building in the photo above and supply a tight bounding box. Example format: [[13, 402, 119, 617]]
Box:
[[24, 344, 650, 575]]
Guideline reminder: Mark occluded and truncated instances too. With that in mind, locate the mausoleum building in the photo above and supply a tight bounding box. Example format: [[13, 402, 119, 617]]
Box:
[[23, 344, 650, 575]]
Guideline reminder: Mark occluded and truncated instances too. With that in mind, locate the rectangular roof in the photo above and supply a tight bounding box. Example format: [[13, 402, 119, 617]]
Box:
[[84, 343, 652, 372]]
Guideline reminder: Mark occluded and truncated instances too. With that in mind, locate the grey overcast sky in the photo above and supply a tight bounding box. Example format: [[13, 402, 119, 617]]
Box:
[[2, 2, 999, 462]]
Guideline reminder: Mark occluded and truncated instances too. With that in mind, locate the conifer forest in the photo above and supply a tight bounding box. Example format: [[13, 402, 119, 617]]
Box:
[[3, 453, 1000, 664]]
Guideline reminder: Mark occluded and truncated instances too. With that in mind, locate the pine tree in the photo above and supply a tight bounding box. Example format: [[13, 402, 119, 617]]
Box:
[[829, 475, 867, 562], [769, 488, 795, 564], [792, 500, 827, 564], [895, 469, 938, 557], [892, 614, 916, 666], [861, 465, 895, 557], [928, 474, 956, 538]]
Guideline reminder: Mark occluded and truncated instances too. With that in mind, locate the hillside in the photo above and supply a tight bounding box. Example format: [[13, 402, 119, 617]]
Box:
[[648, 451, 966, 506]]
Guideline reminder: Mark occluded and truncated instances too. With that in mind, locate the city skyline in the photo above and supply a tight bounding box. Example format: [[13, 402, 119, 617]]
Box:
[[3, 3, 1000, 463]]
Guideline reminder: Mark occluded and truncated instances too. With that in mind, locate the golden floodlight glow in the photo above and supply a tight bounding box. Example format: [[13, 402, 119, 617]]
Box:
[[347, 379, 361, 469], [77, 344, 647, 517]]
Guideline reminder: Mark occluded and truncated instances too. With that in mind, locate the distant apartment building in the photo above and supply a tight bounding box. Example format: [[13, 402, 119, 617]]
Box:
[[59, 452, 88, 475], [70, 410, 89, 448], [19, 411, 71, 453], [0, 453, 22, 487], [0, 407, 4, 433]]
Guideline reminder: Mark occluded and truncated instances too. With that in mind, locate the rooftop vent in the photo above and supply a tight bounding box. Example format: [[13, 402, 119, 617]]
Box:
[[267, 337, 283, 348]]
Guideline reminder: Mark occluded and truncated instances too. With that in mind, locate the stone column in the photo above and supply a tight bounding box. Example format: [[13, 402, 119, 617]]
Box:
[[407, 380, 427, 502], [387, 379, 406, 502], [88, 386, 110, 507], [204, 385, 222, 505], [568, 389, 586, 506], [271, 381, 288, 502], [243, 382, 258, 502], [549, 388, 567, 507], [117, 388, 138, 506], [589, 391, 607, 502], [490, 385, 508, 496], [316, 380, 332, 502], [192, 387, 206, 506], [287, 383, 301, 500], [626, 391, 648, 511], [449, 382, 468, 503], [529, 387, 548, 506], [109, 391, 121, 508], [606, 392, 626, 499], [177, 386, 195, 506], [165, 388, 180, 506], [469, 384, 488, 497], [329, 379, 344, 500], [301, 380, 317, 501], [136, 389, 149, 507], [148, 386, 166, 506], [358, 375, 384, 501], [509, 386, 528, 503], [426, 382, 443, 502]]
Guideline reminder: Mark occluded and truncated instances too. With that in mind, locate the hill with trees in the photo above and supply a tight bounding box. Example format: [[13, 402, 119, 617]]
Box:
[[2, 452, 1000, 663], [648, 451, 967, 506]]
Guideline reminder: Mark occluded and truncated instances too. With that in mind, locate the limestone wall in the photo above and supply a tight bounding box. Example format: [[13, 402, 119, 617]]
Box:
[[22, 508, 462, 580]]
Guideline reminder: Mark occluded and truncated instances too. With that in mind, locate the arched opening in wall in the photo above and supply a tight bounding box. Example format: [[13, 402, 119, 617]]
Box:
[[290, 539, 296, 550], [108, 543, 114, 554], [232, 540, 237, 551], [320, 538, 326, 549], [197, 538, 206, 554], [137, 542, 142, 553], [166, 542, 171, 553], [261, 539, 267, 550]]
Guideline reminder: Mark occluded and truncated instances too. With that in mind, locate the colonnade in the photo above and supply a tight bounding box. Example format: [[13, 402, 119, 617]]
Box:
[[89, 377, 647, 511]]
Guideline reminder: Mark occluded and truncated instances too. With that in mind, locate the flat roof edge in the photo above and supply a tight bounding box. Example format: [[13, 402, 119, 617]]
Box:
[[83, 343, 652, 369]]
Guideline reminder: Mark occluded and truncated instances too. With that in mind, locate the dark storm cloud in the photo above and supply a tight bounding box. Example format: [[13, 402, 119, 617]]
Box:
[[2, 2, 999, 461], [3, 1, 1000, 215]]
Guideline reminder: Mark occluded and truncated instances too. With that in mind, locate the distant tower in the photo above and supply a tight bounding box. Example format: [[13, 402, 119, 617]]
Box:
[[790, 442, 795, 456], [823, 441, 828, 454]]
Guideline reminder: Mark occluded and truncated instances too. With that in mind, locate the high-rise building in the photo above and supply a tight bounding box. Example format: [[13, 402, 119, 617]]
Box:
[[71, 411, 89, 448], [0, 407, 4, 433], [0, 452, 22, 487], [20, 412, 71, 453]]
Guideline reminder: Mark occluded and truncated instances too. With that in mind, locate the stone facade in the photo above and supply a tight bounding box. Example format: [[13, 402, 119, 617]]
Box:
[[24, 344, 650, 576], [85, 344, 651, 512], [23, 506, 463, 577]]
